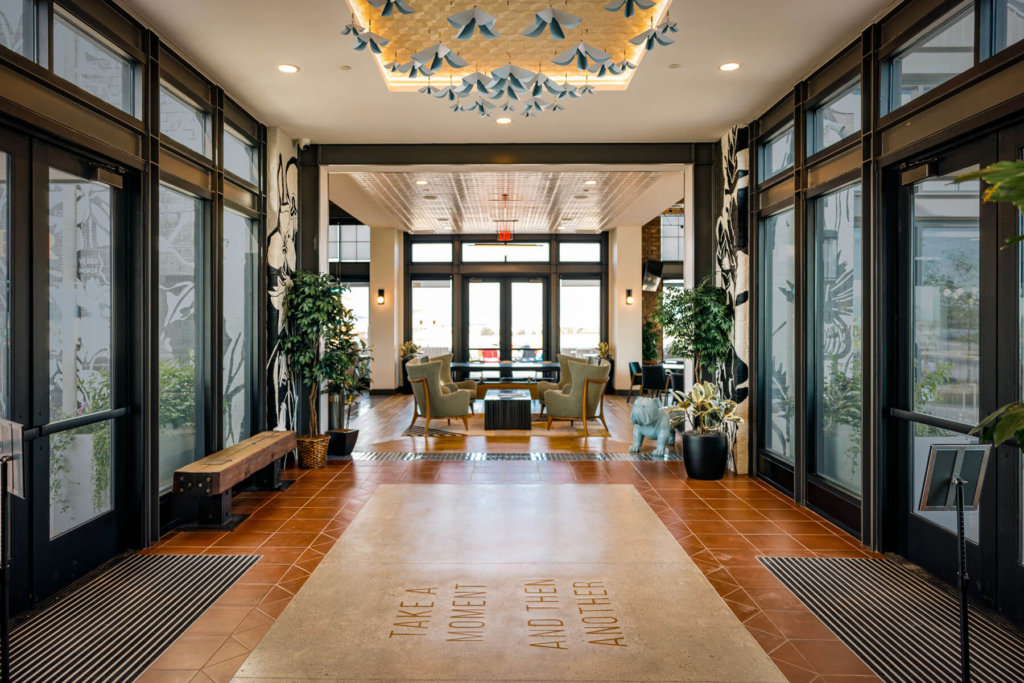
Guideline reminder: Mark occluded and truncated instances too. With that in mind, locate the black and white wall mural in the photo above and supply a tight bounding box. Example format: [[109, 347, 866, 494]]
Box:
[[714, 126, 750, 473], [267, 142, 299, 431]]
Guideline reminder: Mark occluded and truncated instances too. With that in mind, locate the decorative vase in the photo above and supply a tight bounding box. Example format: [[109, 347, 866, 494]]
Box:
[[297, 435, 330, 469], [328, 428, 359, 457], [681, 432, 729, 480]]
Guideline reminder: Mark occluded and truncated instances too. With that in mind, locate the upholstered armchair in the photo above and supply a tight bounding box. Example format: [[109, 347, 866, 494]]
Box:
[[406, 358, 474, 432], [537, 354, 579, 409], [544, 360, 611, 436], [430, 353, 478, 399]]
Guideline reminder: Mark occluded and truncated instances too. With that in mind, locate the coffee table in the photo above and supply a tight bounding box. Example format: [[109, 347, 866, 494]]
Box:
[[483, 389, 533, 430]]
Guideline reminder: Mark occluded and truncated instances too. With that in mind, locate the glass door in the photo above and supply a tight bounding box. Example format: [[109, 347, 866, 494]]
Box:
[[463, 278, 548, 378], [26, 142, 132, 603]]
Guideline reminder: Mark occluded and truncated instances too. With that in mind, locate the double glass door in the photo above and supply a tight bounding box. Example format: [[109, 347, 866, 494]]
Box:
[[464, 278, 547, 377], [889, 126, 1024, 623], [0, 128, 133, 609]]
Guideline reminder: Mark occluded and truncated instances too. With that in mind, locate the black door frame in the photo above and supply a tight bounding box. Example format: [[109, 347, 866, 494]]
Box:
[[461, 276, 550, 376]]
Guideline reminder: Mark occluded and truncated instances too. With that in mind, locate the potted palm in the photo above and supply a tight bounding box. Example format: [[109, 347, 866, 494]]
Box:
[[652, 276, 733, 381], [280, 271, 350, 468], [665, 382, 743, 479]]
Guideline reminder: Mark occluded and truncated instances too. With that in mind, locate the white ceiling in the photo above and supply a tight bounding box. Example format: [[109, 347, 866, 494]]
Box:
[[119, 0, 897, 144]]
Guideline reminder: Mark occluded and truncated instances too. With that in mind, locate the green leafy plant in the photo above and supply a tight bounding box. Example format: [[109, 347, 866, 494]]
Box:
[[158, 354, 196, 430], [664, 381, 743, 435], [652, 276, 733, 379], [280, 271, 351, 435], [400, 340, 422, 361], [80, 371, 111, 511], [597, 342, 612, 360], [641, 318, 659, 362], [324, 295, 373, 429]]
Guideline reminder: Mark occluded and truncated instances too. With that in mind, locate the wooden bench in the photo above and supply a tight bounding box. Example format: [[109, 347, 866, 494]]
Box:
[[173, 430, 297, 527]]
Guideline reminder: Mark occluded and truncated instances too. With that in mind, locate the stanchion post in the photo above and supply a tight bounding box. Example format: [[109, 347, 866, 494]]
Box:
[[955, 477, 970, 683]]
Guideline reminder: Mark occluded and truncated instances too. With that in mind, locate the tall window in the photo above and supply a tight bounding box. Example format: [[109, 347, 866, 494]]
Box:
[[814, 184, 862, 495], [559, 279, 600, 356], [160, 85, 210, 157], [341, 282, 370, 345], [887, 5, 974, 112], [763, 208, 796, 462], [760, 124, 794, 181], [157, 186, 203, 491], [809, 81, 861, 154], [411, 279, 452, 356], [53, 7, 138, 116], [662, 279, 686, 358], [329, 224, 370, 262], [222, 210, 257, 447], [660, 212, 685, 261]]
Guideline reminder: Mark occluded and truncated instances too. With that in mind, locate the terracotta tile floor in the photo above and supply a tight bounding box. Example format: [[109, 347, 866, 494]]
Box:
[[137, 460, 882, 682]]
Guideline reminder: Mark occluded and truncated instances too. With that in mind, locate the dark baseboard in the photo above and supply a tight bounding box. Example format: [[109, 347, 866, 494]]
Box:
[[370, 388, 397, 395]]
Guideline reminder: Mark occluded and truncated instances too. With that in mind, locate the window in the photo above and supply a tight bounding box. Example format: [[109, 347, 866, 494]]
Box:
[[559, 279, 600, 356], [511, 281, 545, 366], [809, 81, 861, 154], [160, 85, 210, 157], [559, 242, 601, 262], [329, 224, 370, 262], [157, 185, 203, 492], [0, 152, 8, 420], [462, 242, 550, 262], [996, 0, 1024, 53], [224, 128, 258, 184], [762, 207, 796, 462], [340, 282, 369, 346], [222, 210, 257, 447], [662, 279, 686, 358], [53, 8, 138, 115], [0, 0, 38, 60], [760, 124, 794, 181], [411, 279, 453, 356], [814, 184, 863, 495], [411, 242, 453, 262], [660, 212, 685, 261], [886, 5, 974, 112]]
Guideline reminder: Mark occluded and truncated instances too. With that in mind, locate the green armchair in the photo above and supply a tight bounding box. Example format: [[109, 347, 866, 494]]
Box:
[[430, 353, 478, 399], [537, 354, 580, 409], [545, 360, 611, 436], [406, 358, 474, 432]]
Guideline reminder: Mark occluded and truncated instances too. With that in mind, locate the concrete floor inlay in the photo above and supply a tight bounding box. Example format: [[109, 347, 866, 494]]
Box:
[[233, 484, 784, 682]]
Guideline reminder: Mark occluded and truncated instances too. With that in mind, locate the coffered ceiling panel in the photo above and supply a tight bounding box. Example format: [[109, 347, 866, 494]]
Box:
[[337, 170, 668, 233]]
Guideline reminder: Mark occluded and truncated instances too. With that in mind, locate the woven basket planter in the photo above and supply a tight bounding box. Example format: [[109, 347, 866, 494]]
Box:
[[297, 435, 330, 469]]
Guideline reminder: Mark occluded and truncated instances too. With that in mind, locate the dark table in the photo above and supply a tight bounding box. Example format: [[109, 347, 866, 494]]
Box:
[[483, 389, 533, 430], [450, 361, 561, 380]]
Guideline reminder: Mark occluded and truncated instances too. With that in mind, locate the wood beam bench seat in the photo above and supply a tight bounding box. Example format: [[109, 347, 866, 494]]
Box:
[[173, 430, 297, 527]]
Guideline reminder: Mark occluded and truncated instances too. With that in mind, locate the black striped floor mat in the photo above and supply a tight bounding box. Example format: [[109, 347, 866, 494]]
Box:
[[761, 556, 1024, 683], [11, 553, 259, 682]]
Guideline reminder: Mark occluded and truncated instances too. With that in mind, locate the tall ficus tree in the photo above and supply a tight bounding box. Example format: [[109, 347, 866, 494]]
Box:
[[280, 271, 349, 435], [652, 276, 734, 381]]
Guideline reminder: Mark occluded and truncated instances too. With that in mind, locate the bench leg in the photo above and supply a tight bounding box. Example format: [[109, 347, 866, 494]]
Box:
[[198, 491, 232, 527], [253, 459, 282, 490]]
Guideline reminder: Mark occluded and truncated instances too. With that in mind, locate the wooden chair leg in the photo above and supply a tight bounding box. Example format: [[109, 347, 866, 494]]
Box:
[[406, 411, 419, 432], [599, 414, 609, 432], [546, 418, 553, 430], [461, 416, 469, 430], [583, 418, 589, 437], [424, 418, 431, 433]]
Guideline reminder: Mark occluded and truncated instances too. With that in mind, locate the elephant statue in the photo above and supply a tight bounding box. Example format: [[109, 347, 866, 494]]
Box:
[[629, 397, 674, 456]]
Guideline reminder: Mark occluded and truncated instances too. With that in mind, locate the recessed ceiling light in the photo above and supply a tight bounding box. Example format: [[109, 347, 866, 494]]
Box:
[[415, 179, 429, 185], [719, 62, 740, 72], [339, 65, 352, 71], [277, 64, 300, 73], [584, 180, 598, 186], [496, 117, 512, 125], [437, 217, 449, 221], [668, 63, 681, 69], [423, 195, 438, 200], [574, 194, 589, 200]]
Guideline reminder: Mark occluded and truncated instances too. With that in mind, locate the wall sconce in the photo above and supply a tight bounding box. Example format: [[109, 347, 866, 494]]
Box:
[[377, 288, 385, 305], [625, 289, 635, 305]]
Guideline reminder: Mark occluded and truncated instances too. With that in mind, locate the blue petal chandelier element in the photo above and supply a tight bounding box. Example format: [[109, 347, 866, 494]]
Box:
[[521, 97, 549, 113], [460, 98, 496, 116], [604, 0, 656, 19], [341, 21, 362, 36], [587, 59, 616, 77], [630, 19, 676, 51], [487, 64, 536, 96], [352, 29, 390, 54], [398, 59, 435, 78], [453, 71, 492, 97], [521, 8, 583, 39], [366, 0, 415, 17], [411, 43, 469, 71], [528, 72, 566, 97], [448, 8, 500, 40], [551, 101, 565, 111], [551, 42, 612, 71]]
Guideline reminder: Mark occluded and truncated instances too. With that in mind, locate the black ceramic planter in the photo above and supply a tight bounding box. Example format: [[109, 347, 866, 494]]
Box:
[[328, 428, 359, 457], [681, 432, 729, 480]]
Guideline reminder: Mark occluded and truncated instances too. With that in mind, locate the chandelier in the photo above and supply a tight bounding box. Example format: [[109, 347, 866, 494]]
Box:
[[342, 0, 677, 119]]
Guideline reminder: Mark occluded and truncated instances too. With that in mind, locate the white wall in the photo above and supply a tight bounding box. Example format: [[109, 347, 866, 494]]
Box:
[[608, 225, 643, 390], [368, 227, 404, 390]]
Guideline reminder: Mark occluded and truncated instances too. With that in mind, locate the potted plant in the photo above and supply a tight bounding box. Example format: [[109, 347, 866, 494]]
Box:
[[598, 342, 615, 392], [641, 318, 660, 365], [325, 289, 373, 456], [652, 276, 733, 381], [399, 340, 421, 394], [665, 381, 743, 480], [280, 271, 350, 468]]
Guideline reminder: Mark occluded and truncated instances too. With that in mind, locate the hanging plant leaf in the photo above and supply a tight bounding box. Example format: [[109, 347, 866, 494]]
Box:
[[366, 0, 415, 17], [604, 0, 656, 19], [521, 8, 583, 39], [551, 42, 612, 71], [448, 8, 500, 40]]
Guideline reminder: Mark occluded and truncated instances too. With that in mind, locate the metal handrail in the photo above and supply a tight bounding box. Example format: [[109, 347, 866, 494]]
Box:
[[22, 407, 130, 441]]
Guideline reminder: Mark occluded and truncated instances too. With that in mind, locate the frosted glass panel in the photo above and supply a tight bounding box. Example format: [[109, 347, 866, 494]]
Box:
[[222, 210, 257, 447]]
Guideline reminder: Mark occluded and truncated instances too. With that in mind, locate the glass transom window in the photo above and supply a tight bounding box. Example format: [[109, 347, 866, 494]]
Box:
[[886, 5, 974, 113], [411, 242, 453, 262], [558, 242, 600, 262], [224, 128, 258, 184], [329, 224, 370, 262], [462, 242, 550, 262], [53, 7, 138, 116], [160, 85, 210, 157], [660, 212, 684, 261], [760, 124, 794, 182], [809, 81, 861, 154]]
